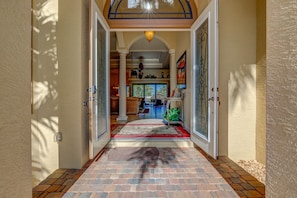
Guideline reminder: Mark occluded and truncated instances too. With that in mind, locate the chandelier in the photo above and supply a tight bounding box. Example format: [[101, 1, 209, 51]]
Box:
[[144, 31, 155, 42]]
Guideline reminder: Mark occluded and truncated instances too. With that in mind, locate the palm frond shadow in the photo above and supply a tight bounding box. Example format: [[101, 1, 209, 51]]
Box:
[[127, 147, 179, 181]]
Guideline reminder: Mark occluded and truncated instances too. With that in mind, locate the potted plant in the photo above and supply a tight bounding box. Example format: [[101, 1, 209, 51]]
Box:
[[164, 108, 180, 121]]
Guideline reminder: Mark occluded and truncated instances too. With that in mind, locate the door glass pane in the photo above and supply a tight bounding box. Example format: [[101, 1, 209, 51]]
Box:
[[156, 84, 167, 97], [96, 20, 107, 140], [145, 84, 155, 98], [145, 84, 155, 105], [194, 18, 209, 139], [132, 84, 144, 97], [133, 83, 167, 106], [156, 84, 167, 105]]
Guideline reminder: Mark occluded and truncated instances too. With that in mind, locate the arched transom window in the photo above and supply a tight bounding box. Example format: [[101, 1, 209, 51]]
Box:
[[108, 0, 193, 19]]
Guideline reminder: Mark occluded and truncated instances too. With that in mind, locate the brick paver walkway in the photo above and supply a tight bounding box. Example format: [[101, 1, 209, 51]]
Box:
[[63, 147, 239, 198], [33, 146, 265, 198]]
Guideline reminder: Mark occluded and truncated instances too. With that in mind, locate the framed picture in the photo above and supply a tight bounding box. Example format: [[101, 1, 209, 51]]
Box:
[[177, 51, 186, 89]]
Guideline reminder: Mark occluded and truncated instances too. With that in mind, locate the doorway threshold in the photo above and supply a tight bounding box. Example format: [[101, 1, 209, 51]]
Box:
[[107, 138, 194, 148]]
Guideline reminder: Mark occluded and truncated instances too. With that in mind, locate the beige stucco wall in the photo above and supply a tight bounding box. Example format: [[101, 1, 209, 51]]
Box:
[[31, 0, 59, 186], [195, 0, 212, 16], [256, 0, 266, 165], [96, 0, 105, 12], [57, 0, 89, 169], [266, 0, 297, 196], [175, 31, 191, 131], [31, 0, 89, 186], [0, 0, 32, 197], [219, 0, 257, 159]]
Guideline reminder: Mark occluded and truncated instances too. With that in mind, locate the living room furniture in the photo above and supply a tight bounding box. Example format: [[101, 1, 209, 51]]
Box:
[[110, 97, 139, 115]]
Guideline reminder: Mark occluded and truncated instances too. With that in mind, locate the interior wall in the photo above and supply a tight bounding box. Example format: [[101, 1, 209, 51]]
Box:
[[0, 0, 32, 197], [256, 0, 266, 165], [123, 32, 177, 50], [31, 0, 59, 187], [195, 0, 212, 15], [175, 31, 191, 131], [218, 0, 257, 159], [266, 0, 297, 196], [57, 0, 89, 169], [96, 0, 106, 12]]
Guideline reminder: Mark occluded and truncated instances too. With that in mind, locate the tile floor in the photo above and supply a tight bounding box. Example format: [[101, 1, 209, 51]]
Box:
[[33, 146, 265, 198]]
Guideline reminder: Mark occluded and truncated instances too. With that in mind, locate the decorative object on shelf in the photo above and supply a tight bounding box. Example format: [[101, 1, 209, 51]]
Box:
[[144, 74, 157, 79], [161, 72, 164, 78], [139, 62, 144, 70], [144, 31, 155, 42], [131, 70, 137, 78], [138, 71, 143, 79], [138, 60, 144, 79]]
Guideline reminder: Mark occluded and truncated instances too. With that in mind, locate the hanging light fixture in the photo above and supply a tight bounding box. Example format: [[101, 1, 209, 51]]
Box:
[[144, 31, 155, 42]]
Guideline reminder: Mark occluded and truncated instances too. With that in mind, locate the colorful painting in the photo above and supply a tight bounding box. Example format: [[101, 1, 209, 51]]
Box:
[[177, 51, 186, 89]]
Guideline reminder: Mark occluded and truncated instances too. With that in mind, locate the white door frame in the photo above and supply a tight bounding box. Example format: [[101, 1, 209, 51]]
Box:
[[89, 0, 111, 159]]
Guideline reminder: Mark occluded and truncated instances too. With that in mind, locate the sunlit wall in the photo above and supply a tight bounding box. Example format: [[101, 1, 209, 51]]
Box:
[[31, 0, 90, 187], [219, 0, 257, 160], [256, 0, 266, 165], [31, 0, 59, 186]]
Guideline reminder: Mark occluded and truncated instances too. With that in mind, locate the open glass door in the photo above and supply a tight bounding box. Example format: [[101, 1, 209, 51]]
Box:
[[89, 0, 110, 159], [191, 0, 219, 159]]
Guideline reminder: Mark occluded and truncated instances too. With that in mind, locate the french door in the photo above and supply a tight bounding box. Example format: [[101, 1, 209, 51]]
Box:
[[88, 0, 110, 159], [191, 0, 219, 159]]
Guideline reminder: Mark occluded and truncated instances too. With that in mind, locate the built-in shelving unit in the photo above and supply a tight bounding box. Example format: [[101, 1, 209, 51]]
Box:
[[128, 78, 170, 82]]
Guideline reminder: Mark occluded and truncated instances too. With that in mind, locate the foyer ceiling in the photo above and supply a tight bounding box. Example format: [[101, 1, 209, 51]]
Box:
[[106, 0, 197, 69], [110, 32, 170, 69]]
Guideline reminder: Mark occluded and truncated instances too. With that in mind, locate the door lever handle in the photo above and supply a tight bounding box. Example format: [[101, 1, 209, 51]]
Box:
[[208, 97, 214, 101]]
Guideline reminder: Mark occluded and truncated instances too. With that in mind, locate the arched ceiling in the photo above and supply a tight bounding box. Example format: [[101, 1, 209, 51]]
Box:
[[105, 1, 196, 68], [103, 0, 197, 28], [110, 33, 171, 69]]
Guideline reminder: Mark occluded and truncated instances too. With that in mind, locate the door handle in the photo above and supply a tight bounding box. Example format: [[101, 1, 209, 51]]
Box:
[[208, 97, 214, 101]]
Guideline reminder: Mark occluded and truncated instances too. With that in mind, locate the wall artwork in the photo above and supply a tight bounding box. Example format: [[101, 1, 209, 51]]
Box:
[[177, 51, 186, 89]]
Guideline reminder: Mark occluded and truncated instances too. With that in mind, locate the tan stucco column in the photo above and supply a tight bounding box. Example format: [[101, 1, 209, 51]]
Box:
[[169, 49, 176, 92], [117, 49, 129, 121]]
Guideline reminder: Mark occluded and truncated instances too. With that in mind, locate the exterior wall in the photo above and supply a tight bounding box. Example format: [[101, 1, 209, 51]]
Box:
[[31, 0, 59, 186], [31, 0, 89, 186], [57, 0, 89, 169], [218, 0, 257, 159], [0, 0, 32, 197], [256, 0, 266, 165], [266, 0, 297, 196]]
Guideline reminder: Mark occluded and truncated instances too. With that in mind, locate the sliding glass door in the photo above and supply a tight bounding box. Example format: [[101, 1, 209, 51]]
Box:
[[132, 83, 168, 105]]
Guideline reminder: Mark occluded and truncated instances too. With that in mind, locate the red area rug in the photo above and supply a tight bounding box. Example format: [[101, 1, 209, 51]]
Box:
[[111, 124, 190, 138]]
